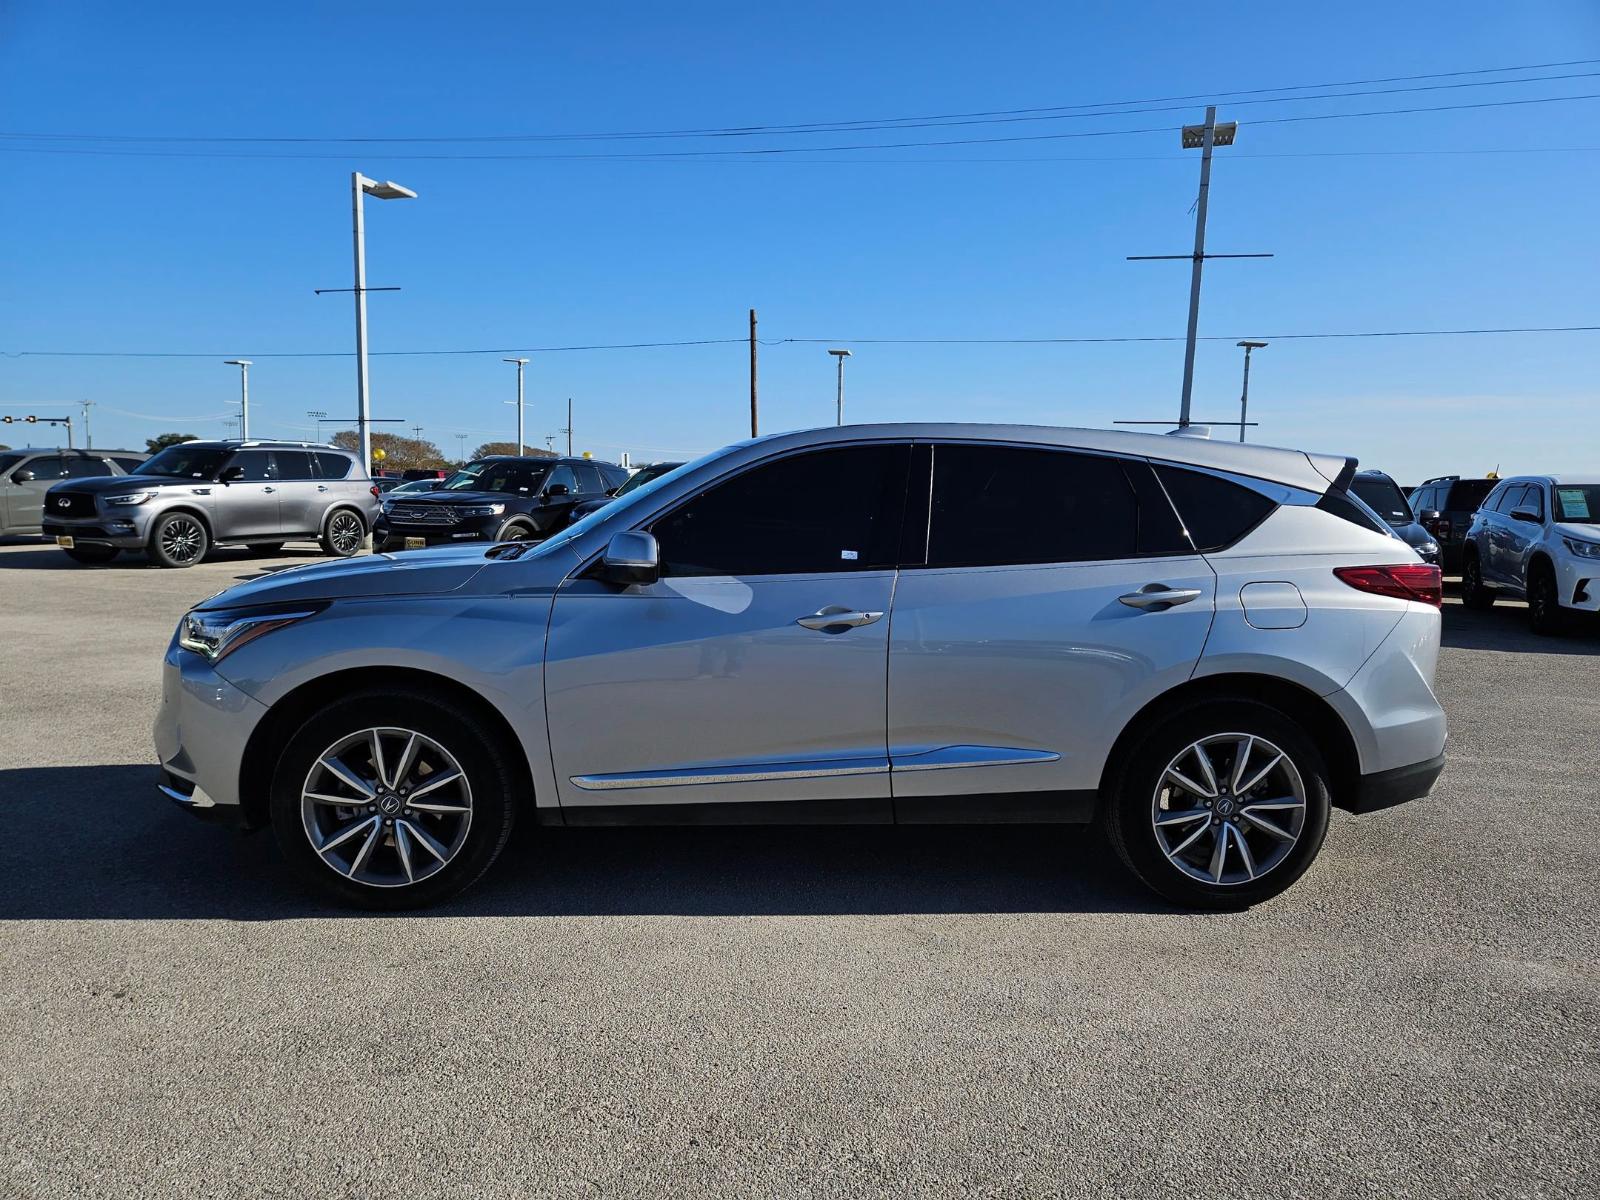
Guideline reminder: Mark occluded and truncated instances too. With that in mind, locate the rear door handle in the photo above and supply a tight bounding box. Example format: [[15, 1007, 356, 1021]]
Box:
[[262, 486, 276, 494], [796, 607, 884, 631], [1118, 584, 1203, 611], [316, 485, 329, 492]]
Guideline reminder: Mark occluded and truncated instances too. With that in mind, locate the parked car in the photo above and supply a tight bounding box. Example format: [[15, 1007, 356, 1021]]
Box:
[[373, 478, 406, 495], [374, 455, 627, 550], [41, 439, 379, 567], [0, 447, 148, 537], [1408, 475, 1498, 572], [155, 423, 1446, 912], [568, 460, 685, 521], [1461, 475, 1600, 634], [1350, 469, 1439, 564], [387, 478, 444, 495]]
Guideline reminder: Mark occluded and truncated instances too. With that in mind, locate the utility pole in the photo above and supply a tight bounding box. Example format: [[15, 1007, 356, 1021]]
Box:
[[1127, 108, 1269, 429], [349, 174, 417, 474], [412, 423, 424, 441], [749, 308, 759, 438], [1236, 341, 1267, 443], [561, 399, 573, 456], [80, 400, 94, 449], [224, 360, 252, 440], [455, 433, 467, 462], [307, 410, 328, 441], [828, 349, 852, 425], [503, 357, 529, 454]]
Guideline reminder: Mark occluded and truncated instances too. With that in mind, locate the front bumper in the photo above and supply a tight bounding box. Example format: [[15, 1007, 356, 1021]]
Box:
[[1552, 553, 1600, 613], [373, 516, 499, 549], [1348, 753, 1445, 814], [153, 640, 269, 824], [41, 514, 149, 548]]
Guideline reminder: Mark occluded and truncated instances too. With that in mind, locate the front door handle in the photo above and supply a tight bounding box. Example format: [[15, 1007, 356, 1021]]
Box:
[[796, 607, 884, 631], [317, 485, 329, 492], [1118, 584, 1203, 611], [262, 486, 276, 494]]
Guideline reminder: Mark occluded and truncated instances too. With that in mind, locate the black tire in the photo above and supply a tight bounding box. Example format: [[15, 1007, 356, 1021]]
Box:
[[494, 518, 538, 542], [1527, 561, 1568, 636], [246, 542, 286, 557], [61, 544, 119, 565], [1460, 551, 1495, 610], [320, 508, 366, 558], [269, 688, 520, 911], [1101, 699, 1332, 909], [147, 511, 209, 568]]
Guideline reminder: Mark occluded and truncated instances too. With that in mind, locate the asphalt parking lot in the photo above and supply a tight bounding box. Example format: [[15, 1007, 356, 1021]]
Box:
[[1, 539, 1595, 1199]]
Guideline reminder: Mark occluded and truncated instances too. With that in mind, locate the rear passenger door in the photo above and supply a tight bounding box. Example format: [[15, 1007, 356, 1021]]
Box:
[[886, 443, 1217, 812]]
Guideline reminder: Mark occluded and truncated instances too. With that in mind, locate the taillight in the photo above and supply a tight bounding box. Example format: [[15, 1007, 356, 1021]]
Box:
[[370, 485, 381, 499], [1333, 564, 1442, 607]]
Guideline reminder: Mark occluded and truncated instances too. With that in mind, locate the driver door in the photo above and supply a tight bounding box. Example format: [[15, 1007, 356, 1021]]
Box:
[[544, 442, 912, 817]]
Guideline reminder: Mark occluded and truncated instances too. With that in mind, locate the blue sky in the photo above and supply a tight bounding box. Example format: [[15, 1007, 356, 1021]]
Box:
[[1, 1, 1597, 482]]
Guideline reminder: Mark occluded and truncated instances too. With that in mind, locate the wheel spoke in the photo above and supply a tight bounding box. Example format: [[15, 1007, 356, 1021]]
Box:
[[346, 820, 383, 878], [400, 819, 450, 864], [319, 756, 375, 800], [391, 733, 420, 790], [394, 823, 416, 883], [317, 814, 378, 857], [1156, 807, 1211, 827], [1230, 735, 1255, 792], [306, 791, 365, 807], [370, 730, 390, 790], [1242, 797, 1302, 812], [1164, 765, 1217, 800], [1241, 809, 1295, 841], [1207, 825, 1229, 881], [406, 768, 463, 801], [1170, 818, 1213, 857], [1236, 751, 1285, 796], [1191, 743, 1220, 795], [1230, 825, 1257, 879]]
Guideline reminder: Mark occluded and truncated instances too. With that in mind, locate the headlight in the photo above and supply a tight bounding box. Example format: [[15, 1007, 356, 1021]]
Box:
[[460, 503, 505, 516], [1420, 541, 1439, 556], [177, 604, 325, 662], [1562, 536, 1600, 560], [105, 490, 159, 506]]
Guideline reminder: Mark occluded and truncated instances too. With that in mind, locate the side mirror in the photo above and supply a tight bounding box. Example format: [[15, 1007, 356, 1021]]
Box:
[[218, 465, 244, 484], [1510, 508, 1540, 524], [545, 482, 570, 499], [599, 530, 659, 587], [11, 469, 35, 483]]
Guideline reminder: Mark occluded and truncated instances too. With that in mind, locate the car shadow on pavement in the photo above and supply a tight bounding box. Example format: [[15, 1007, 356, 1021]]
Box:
[[0, 545, 331, 571], [0, 765, 1167, 920], [1441, 602, 1600, 655]]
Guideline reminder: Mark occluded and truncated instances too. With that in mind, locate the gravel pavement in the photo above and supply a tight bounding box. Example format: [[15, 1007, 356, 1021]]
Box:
[[1, 539, 1595, 1198]]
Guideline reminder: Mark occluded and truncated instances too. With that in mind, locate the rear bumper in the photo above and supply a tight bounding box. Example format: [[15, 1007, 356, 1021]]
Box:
[[1345, 753, 1445, 814]]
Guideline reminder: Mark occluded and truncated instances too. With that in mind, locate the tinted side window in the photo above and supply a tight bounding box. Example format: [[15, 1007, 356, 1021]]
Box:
[[546, 464, 577, 493], [599, 464, 631, 491], [315, 452, 353, 480], [110, 456, 145, 473], [232, 451, 274, 481], [22, 456, 66, 479], [1409, 486, 1434, 516], [927, 445, 1144, 567], [1446, 480, 1494, 512], [1482, 484, 1511, 513], [272, 450, 315, 480], [1515, 485, 1544, 519], [573, 463, 604, 494], [63, 457, 113, 479], [1316, 489, 1387, 535], [653, 444, 909, 577], [1154, 465, 1276, 552], [1494, 484, 1525, 514]]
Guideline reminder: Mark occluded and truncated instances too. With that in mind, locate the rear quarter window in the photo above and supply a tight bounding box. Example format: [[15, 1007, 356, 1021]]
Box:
[[1152, 465, 1276, 552], [315, 452, 354, 480]]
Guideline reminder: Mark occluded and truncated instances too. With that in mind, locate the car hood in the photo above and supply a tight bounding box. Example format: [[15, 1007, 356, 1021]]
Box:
[[1554, 522, 1600, 542], [196, 544, 493, 610], [46, 473, 201, 495], [385, 489, 513, 506]]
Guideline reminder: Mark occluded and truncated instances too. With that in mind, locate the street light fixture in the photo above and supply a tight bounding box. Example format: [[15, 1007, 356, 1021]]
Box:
[[352, 173, 416, 475], [1236, 341, 1268, 443], [828, 349, 852, 425], [223, 360, 252, 440], [502, 358, 530, 455]]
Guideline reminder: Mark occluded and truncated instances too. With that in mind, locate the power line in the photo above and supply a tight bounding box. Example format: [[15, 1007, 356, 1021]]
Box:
[[5, 58, 1597, 145], [5, 326, 1596, 363]]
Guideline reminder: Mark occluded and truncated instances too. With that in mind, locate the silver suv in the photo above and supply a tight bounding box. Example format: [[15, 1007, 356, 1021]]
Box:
[[43, 439, 379, 567], [0, 447, 148, 537], [154, 423, 1447, 910]]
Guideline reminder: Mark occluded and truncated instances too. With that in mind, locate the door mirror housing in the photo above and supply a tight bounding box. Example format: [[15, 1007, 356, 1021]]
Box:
[[1510, 507, 1540, 524], [598, 530, 659, 587], [11, 468, 35, 483], [217, 465, 244, 484], [544, 482, 570, 499]]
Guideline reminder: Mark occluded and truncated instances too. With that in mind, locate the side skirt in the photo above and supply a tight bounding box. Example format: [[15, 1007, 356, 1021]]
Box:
[[553, 790, 1098, 827]]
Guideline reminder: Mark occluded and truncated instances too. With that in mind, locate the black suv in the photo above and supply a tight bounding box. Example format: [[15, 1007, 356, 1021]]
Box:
[[1409, 475, 1498, 572], [1350, 469, 1439, 565], [374, 455, 627, 550]]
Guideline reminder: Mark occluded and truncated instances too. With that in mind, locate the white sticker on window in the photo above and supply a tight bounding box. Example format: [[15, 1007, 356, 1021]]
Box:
[[1558, 488, 1591, 520], [841, 549, 859, 561]]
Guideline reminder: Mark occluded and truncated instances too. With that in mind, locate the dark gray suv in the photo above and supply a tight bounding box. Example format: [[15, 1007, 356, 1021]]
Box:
[[41, 439, 380, 567]]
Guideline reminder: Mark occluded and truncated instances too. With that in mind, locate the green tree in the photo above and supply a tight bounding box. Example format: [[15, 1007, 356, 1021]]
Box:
[[145, 432, 197, 454], [329, 430, 449, 471], [469, 441, 554, 460]]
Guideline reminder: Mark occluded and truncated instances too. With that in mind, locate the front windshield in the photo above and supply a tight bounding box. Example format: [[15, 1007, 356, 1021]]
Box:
[[1351, 475, 1413, 525], [613, 461, 682, 498], [438, 460, 548, 495], [135, 444, 230, 479], [1554, 485, 1600, 524]]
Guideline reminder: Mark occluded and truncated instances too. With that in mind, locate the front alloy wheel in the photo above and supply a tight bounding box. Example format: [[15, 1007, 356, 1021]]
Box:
[[149, 512, 209, 568]]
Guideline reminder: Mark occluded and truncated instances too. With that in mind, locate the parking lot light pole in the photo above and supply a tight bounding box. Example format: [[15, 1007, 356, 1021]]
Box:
[[223, 360, 252, 440], [503, 358, 529, 454], [352, 174, 416, 474], [1235, 341, 1267, 443], [829, 349, 852, 425]]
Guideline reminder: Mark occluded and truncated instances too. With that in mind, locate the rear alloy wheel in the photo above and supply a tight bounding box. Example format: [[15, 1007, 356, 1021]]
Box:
[[148, 512, 209, 568], [269, 691, 518, 909], [1103, 701, 1331, 908], [1460, 552, 1495, 610], [320, 509, 365, 558], [61, 544, 119, 565], [1527, 563, 1567, 636]]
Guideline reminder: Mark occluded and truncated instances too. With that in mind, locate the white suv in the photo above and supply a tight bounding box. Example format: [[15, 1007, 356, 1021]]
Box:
[[1461, 476, 1600, 634]]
